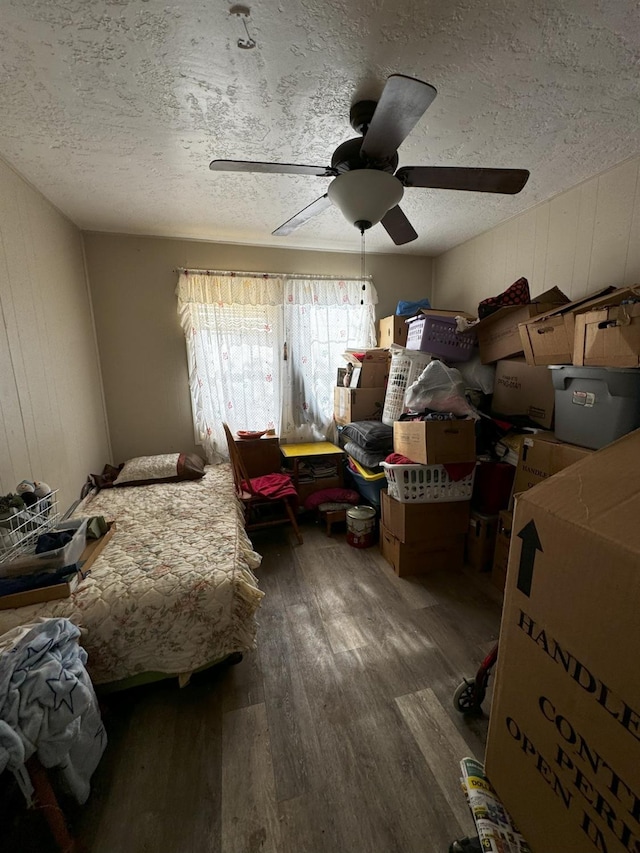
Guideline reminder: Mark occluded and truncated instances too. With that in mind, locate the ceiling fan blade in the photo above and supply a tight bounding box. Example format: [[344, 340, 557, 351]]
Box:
[[381, 206, 418, 245], [360, 75, 437, 164], [209, 159, 335, 177], [397, 166, 530, 194], [272, 194, 332, 237]]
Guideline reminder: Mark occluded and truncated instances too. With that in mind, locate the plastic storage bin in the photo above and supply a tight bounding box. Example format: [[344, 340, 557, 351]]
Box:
[[382, 347, 432, 426], [0, 517, 89, 577], [380, 462, 476, 503], [406, 315, 477, 362], [346, 458, 387, 508], [549, 365, 640, 450]]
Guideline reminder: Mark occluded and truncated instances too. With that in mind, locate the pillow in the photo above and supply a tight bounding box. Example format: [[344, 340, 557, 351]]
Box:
[[477, 276, 530, 319], [113, 453, 205, 487], [303, 488, 360, 512]]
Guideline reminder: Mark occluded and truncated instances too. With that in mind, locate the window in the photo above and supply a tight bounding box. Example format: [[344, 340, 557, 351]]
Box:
[[177, 271, 377, 461]]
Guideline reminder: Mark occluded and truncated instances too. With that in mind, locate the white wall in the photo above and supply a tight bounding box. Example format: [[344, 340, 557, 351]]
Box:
[[0, 157, 110, 513], [432, 155, 640, 313], [82, 233, 432, 463]]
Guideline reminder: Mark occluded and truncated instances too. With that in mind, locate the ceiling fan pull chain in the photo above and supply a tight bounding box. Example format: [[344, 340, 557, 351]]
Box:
[[360, 230, 366, 303]]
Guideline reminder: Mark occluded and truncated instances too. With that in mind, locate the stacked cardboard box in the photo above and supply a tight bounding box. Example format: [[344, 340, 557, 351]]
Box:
[[491, 358, 555, 429], [379, 419, 475, 576], [475, 287, 569, 365], [380, 493, 469, 576], [333, 349, 389, 426], [510, 433, 593, 496], [377, 315, 408, 348], [489, 433, 593, 592], [518, 285, 619, 366], [490, 510, 512, 591], [466, 510, 499, 572]]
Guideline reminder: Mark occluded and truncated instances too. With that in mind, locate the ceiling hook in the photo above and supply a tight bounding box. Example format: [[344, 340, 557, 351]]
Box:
[[229, 4, 256, 49]]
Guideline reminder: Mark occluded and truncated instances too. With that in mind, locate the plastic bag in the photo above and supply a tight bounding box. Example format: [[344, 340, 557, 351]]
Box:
[[404, 360, 477, 417], [395, 298, 431, 316], [457, 354, 496, 394]]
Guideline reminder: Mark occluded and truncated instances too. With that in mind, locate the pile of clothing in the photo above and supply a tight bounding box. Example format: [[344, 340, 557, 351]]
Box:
[[0, 618, 106, 805]]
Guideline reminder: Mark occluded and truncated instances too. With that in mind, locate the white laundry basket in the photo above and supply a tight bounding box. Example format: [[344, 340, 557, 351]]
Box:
[[382, 346, 432, 426], [380, 462, 476, 503]]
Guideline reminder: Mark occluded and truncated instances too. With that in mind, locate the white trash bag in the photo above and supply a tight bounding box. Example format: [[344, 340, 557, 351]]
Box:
[[404, 360, 477, 418], [457, 354, 496, 395]]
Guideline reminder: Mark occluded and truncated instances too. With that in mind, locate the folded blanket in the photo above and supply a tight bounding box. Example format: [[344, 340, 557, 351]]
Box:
[[0, 618, 106, 804], [343, 441, 386, 470], [340, 421, 393, 452]]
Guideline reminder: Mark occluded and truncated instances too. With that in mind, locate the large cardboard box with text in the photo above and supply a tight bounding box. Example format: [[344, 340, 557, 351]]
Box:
[[491, 358, 556, 429], [512, 433, 593, 496], [393, 419, 476, 465], [485, 428, 640, 853]]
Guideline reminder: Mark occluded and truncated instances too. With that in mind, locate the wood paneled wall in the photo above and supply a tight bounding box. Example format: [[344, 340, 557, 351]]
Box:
[[432, 155, 640, 312], [0, 158, 110, 513]]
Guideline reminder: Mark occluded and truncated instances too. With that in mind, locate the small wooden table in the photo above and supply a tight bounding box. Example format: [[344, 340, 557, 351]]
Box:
[[320, 507, 347, 536], [280, 441, 345, 505]]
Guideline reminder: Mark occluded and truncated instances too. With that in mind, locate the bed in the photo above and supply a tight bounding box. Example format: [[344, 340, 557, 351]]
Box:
[[0, 463, 263, 690]]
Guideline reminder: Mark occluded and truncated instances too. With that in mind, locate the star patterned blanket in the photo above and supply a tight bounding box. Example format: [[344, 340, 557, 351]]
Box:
[[0, 464, 264, 686], [0, 618, 106, 804]]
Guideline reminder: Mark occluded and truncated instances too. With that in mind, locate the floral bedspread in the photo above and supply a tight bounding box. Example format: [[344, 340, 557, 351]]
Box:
[[0, 465, 263, 685]]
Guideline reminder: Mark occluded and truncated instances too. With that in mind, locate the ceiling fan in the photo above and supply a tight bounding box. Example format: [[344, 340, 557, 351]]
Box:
[[209, 74, 530, 246]]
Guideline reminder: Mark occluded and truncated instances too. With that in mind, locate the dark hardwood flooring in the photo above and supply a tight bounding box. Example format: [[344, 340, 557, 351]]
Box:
[[5, 522, 503, 853]]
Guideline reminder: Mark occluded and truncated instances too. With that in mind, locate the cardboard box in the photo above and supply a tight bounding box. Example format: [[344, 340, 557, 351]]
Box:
[[476, 288, 569, 364], [392, 419, 476, 465], [465, 510, 499, 571], [78, 522, 116, 572], [380, 490, 470, 543], [378, 315, 408, 348], [379, 523, 466, 577], [411, 308, 476, 320], [512, 433, 592, 496], [574, 299, 640, 368], [0, 522, 115, 610], [491, 357, 556, 429], [333, 386, 385, 426], [518, 286, 618, 366], [485, 429, 640, 853], [342, 349, 390, 388], [490, 509, 513, 592]]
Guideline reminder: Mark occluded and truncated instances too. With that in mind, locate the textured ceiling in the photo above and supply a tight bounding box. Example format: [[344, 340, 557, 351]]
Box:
[[1, 0, 640, 255]]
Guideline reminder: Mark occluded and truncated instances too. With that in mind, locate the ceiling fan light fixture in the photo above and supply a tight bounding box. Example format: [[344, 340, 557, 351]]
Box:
[[327, 170, 404, 231]]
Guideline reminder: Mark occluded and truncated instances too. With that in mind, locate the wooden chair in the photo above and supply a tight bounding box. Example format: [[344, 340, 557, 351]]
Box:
[[223, 424, 303, 544]]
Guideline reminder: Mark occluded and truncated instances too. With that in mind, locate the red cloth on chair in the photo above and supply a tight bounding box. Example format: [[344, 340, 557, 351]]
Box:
[[243, 473, 298, 501]]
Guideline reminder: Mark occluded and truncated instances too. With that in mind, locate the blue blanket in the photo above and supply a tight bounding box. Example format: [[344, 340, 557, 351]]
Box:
[[0, 617, 106, 803]]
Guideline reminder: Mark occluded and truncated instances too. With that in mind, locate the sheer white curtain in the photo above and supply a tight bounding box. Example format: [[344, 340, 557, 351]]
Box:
[[177, 272, 377, 461]]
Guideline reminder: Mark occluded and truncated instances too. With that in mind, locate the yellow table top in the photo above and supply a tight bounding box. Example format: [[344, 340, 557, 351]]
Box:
[[280, 441, 344, 458]]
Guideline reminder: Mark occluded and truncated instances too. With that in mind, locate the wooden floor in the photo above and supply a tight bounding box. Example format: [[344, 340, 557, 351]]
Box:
[[8, 522, 503, 853]]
